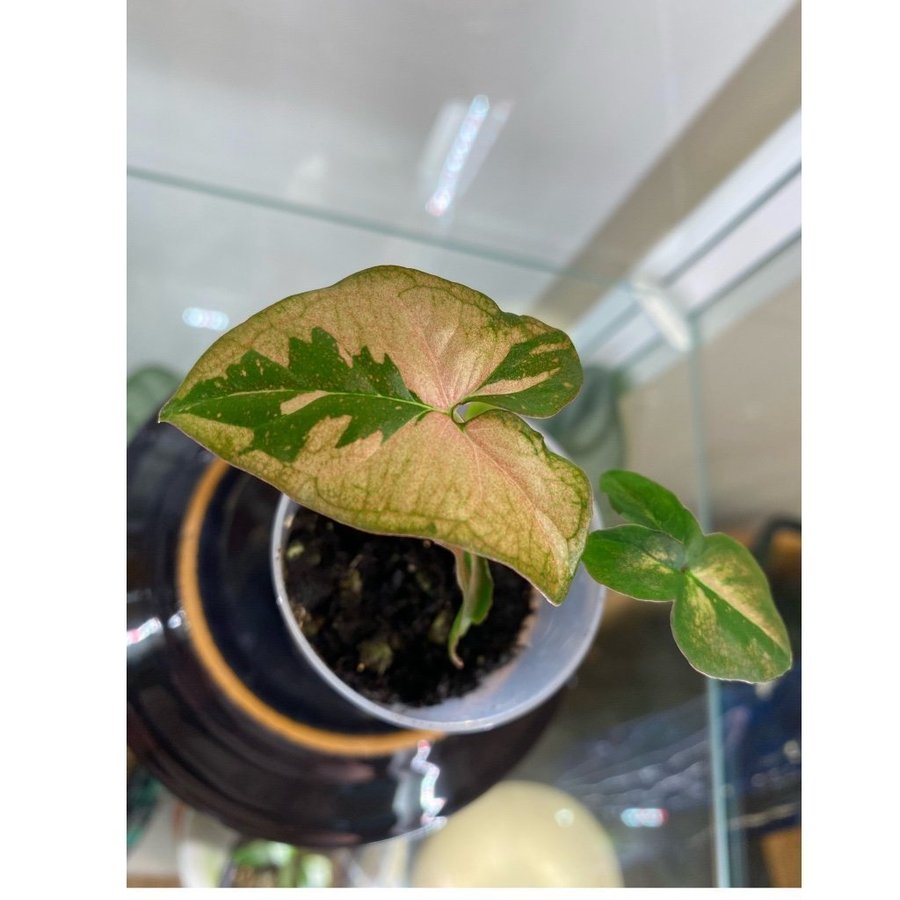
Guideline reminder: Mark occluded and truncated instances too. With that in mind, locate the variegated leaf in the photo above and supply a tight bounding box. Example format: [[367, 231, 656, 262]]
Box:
[[581, 525, 685, 600], [160, 266, 591, 601], [588, 471, 792, 682], [672, 534, 792, 682]]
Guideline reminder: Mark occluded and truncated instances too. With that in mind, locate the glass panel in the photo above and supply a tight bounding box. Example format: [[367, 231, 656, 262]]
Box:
[[128, 0, 795, 279], [695, 273, 802, 887], [127, 173, 586, 377]]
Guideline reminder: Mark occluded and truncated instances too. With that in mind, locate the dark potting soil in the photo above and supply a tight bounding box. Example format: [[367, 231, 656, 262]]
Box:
[[282, 506, 536, 707]]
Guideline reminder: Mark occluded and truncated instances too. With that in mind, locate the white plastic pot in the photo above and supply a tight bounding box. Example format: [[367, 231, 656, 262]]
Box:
[[270, 438, 604, 734]]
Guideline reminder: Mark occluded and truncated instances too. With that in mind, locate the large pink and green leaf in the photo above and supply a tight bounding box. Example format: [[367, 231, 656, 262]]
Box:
[[160, 266, 591, 602]]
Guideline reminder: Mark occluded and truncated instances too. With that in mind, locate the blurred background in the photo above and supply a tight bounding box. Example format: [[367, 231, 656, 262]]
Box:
[[127, 0, 800, 887]]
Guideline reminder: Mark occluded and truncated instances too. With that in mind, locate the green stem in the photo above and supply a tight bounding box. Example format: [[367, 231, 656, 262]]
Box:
[[451, 400, 495, 424], [447, 547, 494, 668]]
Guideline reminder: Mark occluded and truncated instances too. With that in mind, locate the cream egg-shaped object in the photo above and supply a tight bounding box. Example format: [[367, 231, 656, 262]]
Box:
[[411, 780, 623, 888]]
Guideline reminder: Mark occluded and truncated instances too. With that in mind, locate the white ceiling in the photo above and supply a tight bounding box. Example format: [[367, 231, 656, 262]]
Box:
[[128, 0, 796, 376]]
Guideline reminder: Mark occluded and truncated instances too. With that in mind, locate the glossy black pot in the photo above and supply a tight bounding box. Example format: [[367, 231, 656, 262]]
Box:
[[127, 417, 565, 846]]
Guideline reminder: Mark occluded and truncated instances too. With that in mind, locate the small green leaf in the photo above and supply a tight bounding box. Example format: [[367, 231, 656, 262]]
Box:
[[586, 472, 793, 683], [160, 266, 591, 602], [448, 550, 494, 667], [582, 525, 685, 600], [673, 534, 792, 682], [599, 470, 703, 548]]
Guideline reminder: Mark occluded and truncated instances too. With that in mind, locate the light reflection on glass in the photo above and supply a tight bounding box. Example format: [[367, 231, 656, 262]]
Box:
[[426, 95, 491, 217], [126, 617, 162, 645], [620, 807, 668, 828], [554, 807, 575, 827], [182, 307, 230, 331], [410, 739, 446, 826]]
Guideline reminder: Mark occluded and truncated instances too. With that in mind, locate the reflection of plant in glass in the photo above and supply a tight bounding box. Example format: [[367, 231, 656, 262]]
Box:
[[227, 840, 334, 888], [161, 266, 791, 683]]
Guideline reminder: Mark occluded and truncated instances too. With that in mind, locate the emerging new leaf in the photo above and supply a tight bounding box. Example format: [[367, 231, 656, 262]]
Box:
[[160, 266, 591, 602]]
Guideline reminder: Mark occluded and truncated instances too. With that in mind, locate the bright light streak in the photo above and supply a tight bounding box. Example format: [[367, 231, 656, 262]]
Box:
[[426, 95, 491, 217], [182, 307, 230, 331], [410, 739, 447, 825], [126, 617, 162, 645], [621, 807, 668, 828]]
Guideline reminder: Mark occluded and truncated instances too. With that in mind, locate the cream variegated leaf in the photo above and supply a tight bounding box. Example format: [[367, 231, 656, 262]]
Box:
[[160, 266, 590, 601], [587, 471, 793, 683], [672, 534, 792, 682]]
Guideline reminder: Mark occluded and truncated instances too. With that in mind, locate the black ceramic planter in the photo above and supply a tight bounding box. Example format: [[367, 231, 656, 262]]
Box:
[[127, 417, 573, 846]]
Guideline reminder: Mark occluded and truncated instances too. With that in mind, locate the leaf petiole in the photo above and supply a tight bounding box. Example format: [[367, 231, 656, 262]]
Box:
[[447, 548, 494, 668], [452, 400, 496, 424]]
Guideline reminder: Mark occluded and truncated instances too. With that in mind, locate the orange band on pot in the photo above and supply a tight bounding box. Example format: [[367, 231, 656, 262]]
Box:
[[177, 457, 441, 757]]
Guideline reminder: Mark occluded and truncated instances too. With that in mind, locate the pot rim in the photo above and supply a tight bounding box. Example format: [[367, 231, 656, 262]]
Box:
[[270, 437, 603, 734]]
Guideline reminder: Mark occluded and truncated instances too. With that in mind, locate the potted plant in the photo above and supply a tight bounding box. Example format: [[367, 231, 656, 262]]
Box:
[[158, 265, 791, 735]]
